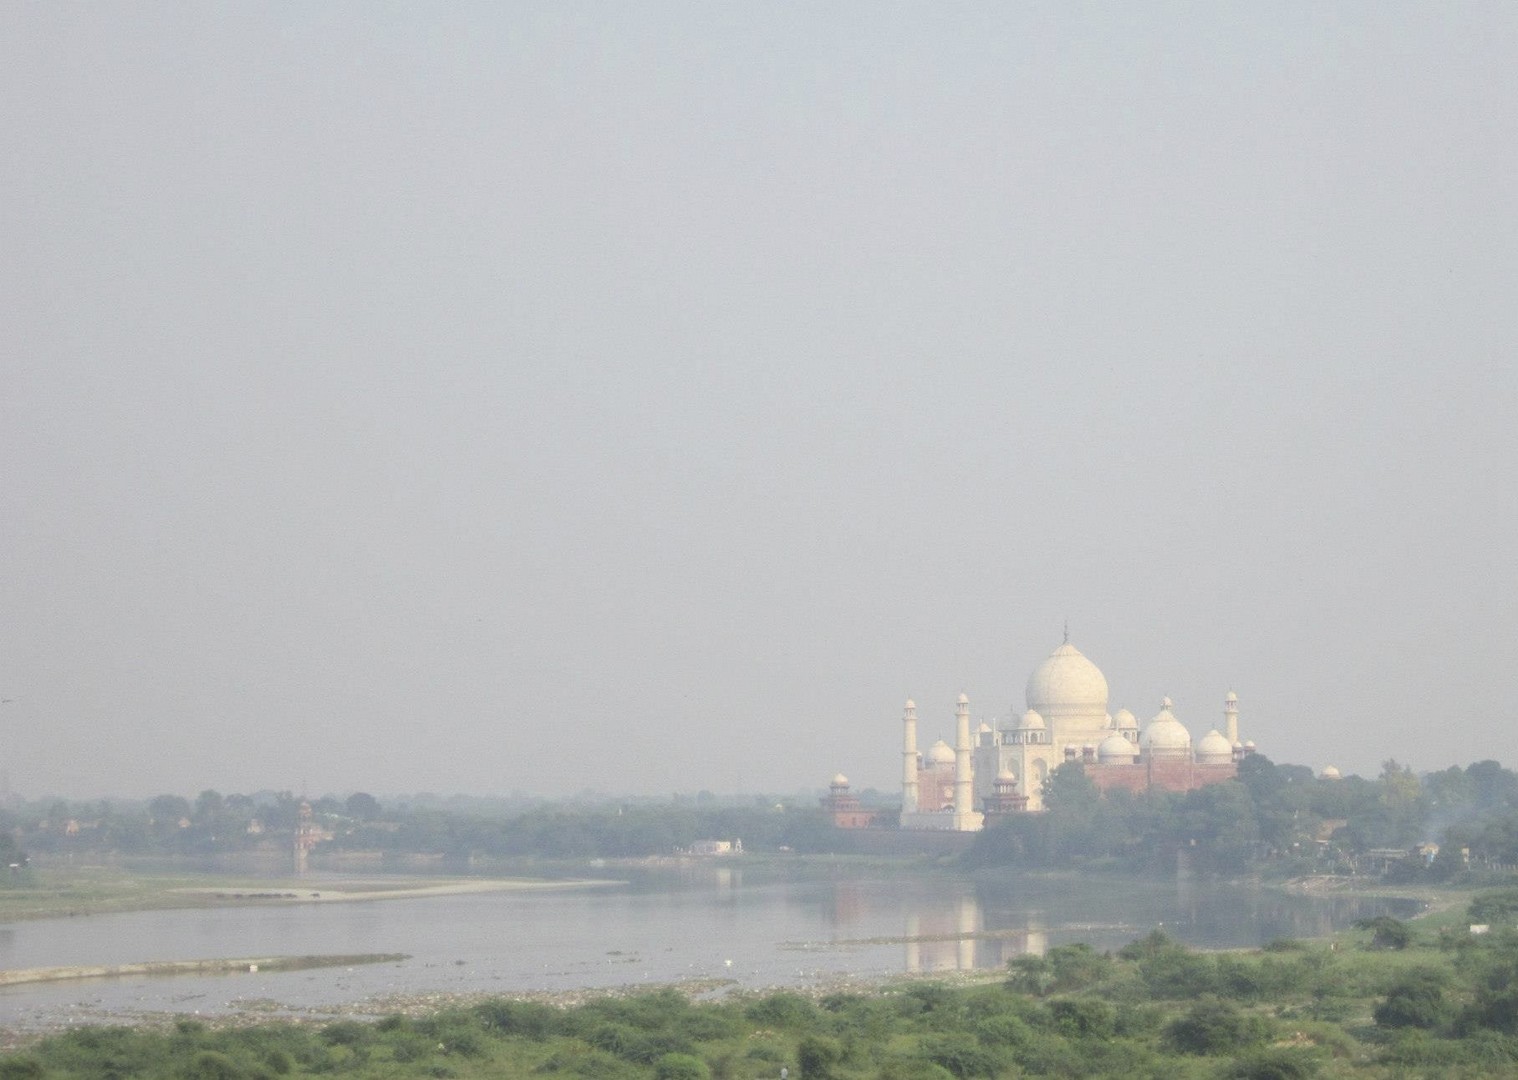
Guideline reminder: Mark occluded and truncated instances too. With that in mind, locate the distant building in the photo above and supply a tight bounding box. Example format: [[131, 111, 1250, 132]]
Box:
[[820, 774, 886, 829], [834, 637, 1258, 832], [686, 839, 742, 856]]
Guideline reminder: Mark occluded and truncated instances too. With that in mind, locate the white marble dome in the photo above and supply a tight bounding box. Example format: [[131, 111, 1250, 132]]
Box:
[[996, 768, 1017, 784], [831, 773, 849, 787], [1098, 732, 1138, 762], [1114, 708, 1139, 731], [1026, 642, 1109, 719], [1321, 765, 1342, 780], [1016, 709, 1046, 730], [1196, 729, 1233, 764], [928, 740, 955, 765], [1143, 698, 1192, 758]]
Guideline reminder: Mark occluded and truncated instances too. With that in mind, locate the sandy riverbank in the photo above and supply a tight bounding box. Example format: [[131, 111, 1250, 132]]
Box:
[[170, 877, 622, 905]]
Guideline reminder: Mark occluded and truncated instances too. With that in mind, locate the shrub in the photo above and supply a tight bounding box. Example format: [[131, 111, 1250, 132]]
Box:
[[1355, 916, 1411, 950], [0, 1060, 45, 1080], [654, 1052, 710, 1080], [746, 993, 817, 1030], [389, 1033, 433, 1063], [475, 999, 560, 1039], [187, 1050, 244, 1080], [537, 1048, 637, 1079], [319, 1020, 372, 1047], [1374, 969, 1452, 1029], [1045, 943, 1113, 992], [916, 1035, 1003, 1079], [1470, 889, 1518, 924], [1163, 1000, 1270, 1055], [1220, 1047, 1321, 1079], [1047, 998, 1114, 1038], [797, 1035, 842, 1080], [876, 1059, 955, 1080], [970, 1013, 1031, 1048]]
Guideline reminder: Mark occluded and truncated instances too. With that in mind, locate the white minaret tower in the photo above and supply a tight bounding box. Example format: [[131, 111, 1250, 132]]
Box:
[[901, 699, 919, 814], [953, 692, 979, 830], [1225, 691, 1239, 745]]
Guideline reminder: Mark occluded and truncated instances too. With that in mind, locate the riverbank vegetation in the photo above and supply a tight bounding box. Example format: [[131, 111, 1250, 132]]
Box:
[[8, 892, 1518, 1078], [967, 756, 1518, 884]]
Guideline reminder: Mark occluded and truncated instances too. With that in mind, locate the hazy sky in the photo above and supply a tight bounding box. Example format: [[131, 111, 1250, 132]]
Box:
[[3, 4, 1515, 799]]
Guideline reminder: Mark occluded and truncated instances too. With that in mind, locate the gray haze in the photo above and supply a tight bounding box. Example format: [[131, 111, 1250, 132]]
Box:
[[3, 4, 1515, 799]]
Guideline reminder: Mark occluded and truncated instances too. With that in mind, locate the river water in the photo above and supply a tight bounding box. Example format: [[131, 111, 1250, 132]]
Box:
[[0, 863, 1416, 1031]]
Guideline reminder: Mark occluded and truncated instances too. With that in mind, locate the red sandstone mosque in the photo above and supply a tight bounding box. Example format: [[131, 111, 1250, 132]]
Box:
[[825, 637, 1255, 831]]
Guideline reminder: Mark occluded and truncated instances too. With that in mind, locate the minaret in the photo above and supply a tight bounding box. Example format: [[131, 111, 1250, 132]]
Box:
[[953, 693, 975, 828], [901, 699, 919, 814], [1224, 691, 1239, 745]]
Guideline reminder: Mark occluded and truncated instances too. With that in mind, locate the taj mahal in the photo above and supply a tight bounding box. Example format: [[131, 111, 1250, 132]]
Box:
[[824, 637, 1256, 832]]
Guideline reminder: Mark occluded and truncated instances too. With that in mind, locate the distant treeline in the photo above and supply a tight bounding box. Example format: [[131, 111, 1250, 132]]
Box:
[[969, 756, 1518, 880], [1, 790, 841, 862], [9, 757, 1518, 879]]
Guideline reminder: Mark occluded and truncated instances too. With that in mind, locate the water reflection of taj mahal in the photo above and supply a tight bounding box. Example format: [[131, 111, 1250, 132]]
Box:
[[827, 637, 1258, 831]]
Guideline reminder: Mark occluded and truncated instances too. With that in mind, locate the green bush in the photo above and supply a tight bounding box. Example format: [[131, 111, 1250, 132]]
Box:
[[1354, 916, 1411, 950], [1469, 889, 1518, 924], [1163, 1000, 1270, 1055], [1046, 998, 1114, 1038], [0, 1059, 45, 1080], [1374, 968, 1452, 1029], [797, 1035, 842, 1080], [654, 1052, 710, 1080], [746, 993, 818, 1030], [318, 1020, 372, 1048], [969, 1013, 1032, 1048], [388, 1033, 433, 1063], [187, 1050, 244, 1080], [876, 1058, 955, 1080], [1220, 1047, 1321, 1079], [1045, 943, 1113, 992], [916, 1035, 1003, 1079], [475, 998, 560, 1039], [537, 1048, 639, 1079]]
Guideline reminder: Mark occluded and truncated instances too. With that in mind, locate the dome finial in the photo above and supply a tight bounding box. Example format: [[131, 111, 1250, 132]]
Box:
[[1063, 620, 1069, 644]]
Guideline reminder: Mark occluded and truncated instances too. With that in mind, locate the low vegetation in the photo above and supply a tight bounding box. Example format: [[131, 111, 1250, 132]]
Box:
[[8, 892, 1518, 1078]]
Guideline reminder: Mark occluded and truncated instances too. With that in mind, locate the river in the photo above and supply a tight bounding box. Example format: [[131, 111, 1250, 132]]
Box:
[[0, 862, 1418, 1032]]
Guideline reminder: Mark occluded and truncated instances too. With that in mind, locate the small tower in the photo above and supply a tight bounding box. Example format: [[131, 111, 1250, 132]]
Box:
[[1224, 691, 1239, 745], [293, 799, 319, 876], [901, 699, 920, 814]]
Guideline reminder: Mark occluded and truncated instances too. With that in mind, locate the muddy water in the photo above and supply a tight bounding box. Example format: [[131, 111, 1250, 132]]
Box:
[[0, 864, 1417, 1030]]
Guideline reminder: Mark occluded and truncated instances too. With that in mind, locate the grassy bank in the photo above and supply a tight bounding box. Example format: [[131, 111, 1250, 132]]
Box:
[[0, 865, 617, 923]]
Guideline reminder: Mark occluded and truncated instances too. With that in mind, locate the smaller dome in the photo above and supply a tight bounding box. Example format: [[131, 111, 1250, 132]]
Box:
[[1144, 700, 1192, 757], [957, 692, 969, 705], [1114, 708, 1139, 731], [1098, 733, 1137, 762], [996, 768, 1016, 782], [905, 698, 916, 710], [1321, 765, 1342, 780], [831, 773, 849, 787], [1244, 739, 1256, 749], [978, 721, 993, 734], [928, 740, 955, 765], [1197, 729, 1233, 764], [1225, 690, 1238, 703], [1017, 709, 1046, 730]]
